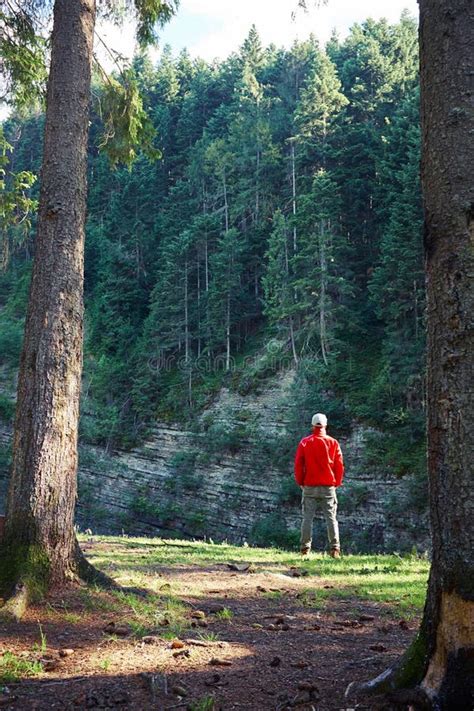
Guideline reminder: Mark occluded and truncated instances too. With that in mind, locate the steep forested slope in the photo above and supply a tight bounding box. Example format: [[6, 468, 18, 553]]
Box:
[[0, 14, 425, 486]]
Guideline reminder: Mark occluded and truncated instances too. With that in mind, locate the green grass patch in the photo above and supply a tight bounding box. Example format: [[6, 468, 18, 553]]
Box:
[[111, 589, 190, 639], [294, 564, 427, 618], [197, 631, 220, 642], [63, 612, 82, 625], [31, 622, 47, 654], [78, 587, 121, 614], [78, 535, 429, 619], [189, 696, 216, 711], [263, 590, 284, 601], [0, 652, 43, 684], [215, 607, 233, 622]]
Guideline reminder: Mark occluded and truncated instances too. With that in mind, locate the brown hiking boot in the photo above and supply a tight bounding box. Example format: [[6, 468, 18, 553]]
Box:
[[329, 548, 341, 559]]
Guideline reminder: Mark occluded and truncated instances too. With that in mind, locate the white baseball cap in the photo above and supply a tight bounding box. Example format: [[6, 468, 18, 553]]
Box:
[[311, 413, 327, 427]]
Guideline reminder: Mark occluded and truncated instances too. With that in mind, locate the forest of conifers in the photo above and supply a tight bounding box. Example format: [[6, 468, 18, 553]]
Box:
[[0, 14, 425, 479]]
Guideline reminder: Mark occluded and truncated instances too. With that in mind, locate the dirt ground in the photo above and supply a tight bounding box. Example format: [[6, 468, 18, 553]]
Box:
[[0, 542, 418, 710]]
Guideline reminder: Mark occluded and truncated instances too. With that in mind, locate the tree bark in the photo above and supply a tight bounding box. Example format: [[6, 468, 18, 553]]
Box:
[[0, 0, 96, 608], [197, 249, 201, 357], [291, 140, 297, 256], [225, 291, 231, 372], [284, 223, 298, 365], [417, 0, 474, 703], [184, 257, 190, 364], [319, 220, 328, 366], [347, 1, 474, 707]]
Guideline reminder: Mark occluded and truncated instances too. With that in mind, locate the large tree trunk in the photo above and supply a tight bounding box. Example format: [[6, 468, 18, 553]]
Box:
[[0, 0, 96, 612], [347, 1, 474, 708], [417, 0, 474, 703]]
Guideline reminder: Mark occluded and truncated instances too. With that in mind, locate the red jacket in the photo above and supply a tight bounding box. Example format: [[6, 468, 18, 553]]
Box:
[[294, 431, 344, 487]]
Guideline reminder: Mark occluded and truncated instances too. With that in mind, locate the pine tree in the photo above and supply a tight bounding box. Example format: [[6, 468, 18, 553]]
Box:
[[0, 15, 434, 568], [208, 227, 245, 371], [262, 210, 298, 363], [293, 170, 348, 363], [295, 51, 348, 166], [0, 0, 178, 617], [369, 88, 424, 445]]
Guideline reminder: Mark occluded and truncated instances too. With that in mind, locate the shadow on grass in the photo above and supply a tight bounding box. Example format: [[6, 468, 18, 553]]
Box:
[[0, 541, 425, 709], [0, 617, 411, 711]]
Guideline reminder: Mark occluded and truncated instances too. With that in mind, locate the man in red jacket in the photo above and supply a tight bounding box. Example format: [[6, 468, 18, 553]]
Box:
[[294, 413, 344, 558]]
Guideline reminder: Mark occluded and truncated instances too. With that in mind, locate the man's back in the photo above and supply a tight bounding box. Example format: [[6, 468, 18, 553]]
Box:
[[295, 414, 344, 556], [294, 431, 344, 488]]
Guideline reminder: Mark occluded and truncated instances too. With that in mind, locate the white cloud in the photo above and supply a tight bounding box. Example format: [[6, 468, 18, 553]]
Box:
[[90, 1, 421, 72], [94, 21, 137, 69], [162, 0, 419, 60], [1, 0, 419, 119]]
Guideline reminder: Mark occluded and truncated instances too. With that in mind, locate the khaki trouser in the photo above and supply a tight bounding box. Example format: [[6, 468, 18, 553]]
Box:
[[300, 485, 340, 551]]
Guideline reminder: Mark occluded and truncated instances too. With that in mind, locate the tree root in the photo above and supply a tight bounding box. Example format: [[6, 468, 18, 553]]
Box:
[[0, 539, 120, 621], [73, 540, 120, 590], [345, 677, 432, 711], [345, 632, 429, 704], [0, 583, 29, 622], [347, 592, 474, 710], [74, 540, 156, 598], [387, 688, 433, 710], [74, 541, 152, 597]]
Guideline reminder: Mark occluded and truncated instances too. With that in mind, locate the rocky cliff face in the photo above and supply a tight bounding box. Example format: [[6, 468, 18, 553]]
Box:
[[75, 373, 429, 552], [0, 372, 430, 553]]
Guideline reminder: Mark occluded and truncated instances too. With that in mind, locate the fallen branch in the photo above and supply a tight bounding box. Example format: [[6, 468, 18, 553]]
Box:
[[343, 653, 398, 669], [16, 676, 88, 687]]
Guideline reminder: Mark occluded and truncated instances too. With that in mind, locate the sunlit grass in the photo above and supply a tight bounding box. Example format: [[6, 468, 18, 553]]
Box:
[[78, 534, 429, 619], [63, 612, 82, 624], [215, 607, 234, 621], [109, 589, 191, 638], [197, 631, 220, 642], [296, 570, 427, 618]]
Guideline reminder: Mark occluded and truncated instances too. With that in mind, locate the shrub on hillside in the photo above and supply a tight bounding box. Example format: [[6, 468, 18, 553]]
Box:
[[278, 477, 301, 505], [0, 319, 23, 366], [0, 395, 15, 424], [249, 513, 299, 549], [0, 442, 12, 479]]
